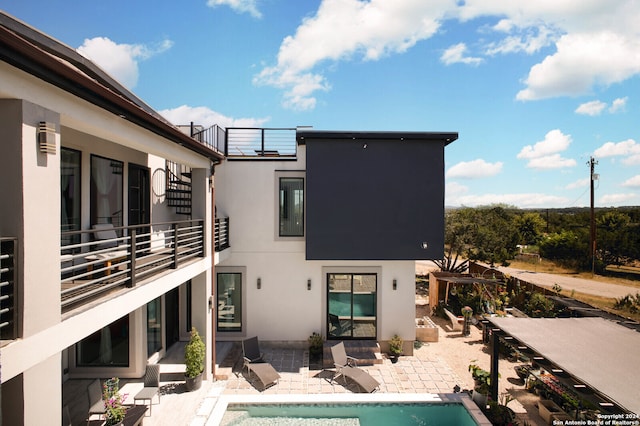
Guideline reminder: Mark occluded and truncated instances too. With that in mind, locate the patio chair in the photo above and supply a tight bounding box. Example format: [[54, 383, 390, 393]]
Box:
[[86, 379, 105, 424], [330, 342, 380, 393], [134, 364, 160, 415], [242, 336, 280, 390], [328, 314, 352, 337]]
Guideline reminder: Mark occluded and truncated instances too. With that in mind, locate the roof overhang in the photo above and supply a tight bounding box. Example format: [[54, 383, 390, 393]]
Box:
[[296, 129, 458, 146], [0, 12, 224, 163]]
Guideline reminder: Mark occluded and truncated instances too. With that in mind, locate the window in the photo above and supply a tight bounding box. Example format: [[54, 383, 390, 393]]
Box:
[[327, 273, 377, 339], [279, 177, 304, 237], [90, 155, 123, 227], [61, 148, 81, 245], [77, 315, 129, 366], [217, 272, 242, 332], [147, 297, 162, 356]]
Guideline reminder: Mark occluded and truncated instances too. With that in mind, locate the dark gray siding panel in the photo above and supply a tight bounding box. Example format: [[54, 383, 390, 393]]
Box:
[[305, 137, 445, 260]]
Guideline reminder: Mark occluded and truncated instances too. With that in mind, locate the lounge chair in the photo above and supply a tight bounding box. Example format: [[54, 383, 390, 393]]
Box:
[[86, 379, 105, 424], [134, 364, 160, 415], [242, 336, 280, 390], [330, 342, 380, 393]]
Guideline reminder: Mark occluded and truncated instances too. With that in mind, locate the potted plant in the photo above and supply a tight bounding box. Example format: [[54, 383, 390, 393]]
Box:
[[388, 334, 403, 363], [184, 327, 205, 391], [308, 332, 323, 361], [103, 377, 127, 425], [468, 361, 493, 406]]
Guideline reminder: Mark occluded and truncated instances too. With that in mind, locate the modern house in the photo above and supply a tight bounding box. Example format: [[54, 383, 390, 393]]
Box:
[[214, 128, 457, 354], [0, 12, 223, 425], [0, 10, 457, 425]]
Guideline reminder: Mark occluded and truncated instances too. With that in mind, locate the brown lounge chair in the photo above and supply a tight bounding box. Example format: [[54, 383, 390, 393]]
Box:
[[330, 342, 380, 393], [242, 336, 280, 390]]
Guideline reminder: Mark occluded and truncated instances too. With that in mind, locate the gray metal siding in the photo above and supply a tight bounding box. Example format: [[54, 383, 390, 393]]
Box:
[[305, 137, 445, 260]]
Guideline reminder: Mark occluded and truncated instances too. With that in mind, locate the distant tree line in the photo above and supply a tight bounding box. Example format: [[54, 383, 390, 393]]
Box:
[[437, 205, 640, 274]]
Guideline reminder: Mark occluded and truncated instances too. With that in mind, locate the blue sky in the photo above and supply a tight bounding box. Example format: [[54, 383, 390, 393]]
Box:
[[3, 0, 639, 208]]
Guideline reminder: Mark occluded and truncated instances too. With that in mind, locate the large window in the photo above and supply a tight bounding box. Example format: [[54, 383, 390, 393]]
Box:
[[279, 177, 304, 237], [147, 297, 162, 357], [61, 148, 81, 245], [90, 155, 123, 227], [217, 272, 242, 332], [77, 315, 129, 366], [327, 273, 377, 339]]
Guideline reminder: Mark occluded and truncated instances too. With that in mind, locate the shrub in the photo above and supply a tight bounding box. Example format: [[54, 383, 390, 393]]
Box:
[[185, 327, 205, 378]]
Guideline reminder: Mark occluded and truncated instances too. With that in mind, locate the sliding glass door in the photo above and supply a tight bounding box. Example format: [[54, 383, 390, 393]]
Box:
[[327, 273, 376, 339]]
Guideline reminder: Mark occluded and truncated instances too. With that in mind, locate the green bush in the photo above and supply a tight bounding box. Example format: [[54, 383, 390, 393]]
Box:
[[185, 327, 205, 378], [524, 293, 556, 318]]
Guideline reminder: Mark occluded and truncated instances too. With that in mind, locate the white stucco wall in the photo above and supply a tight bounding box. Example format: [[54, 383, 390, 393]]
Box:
[[215, 147, 416, 345]]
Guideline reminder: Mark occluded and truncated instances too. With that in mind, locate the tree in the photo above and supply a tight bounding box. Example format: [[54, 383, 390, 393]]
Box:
[[514, 212, 545, 245], [597, 211, 633, 266], [539, 230, 589, 268]]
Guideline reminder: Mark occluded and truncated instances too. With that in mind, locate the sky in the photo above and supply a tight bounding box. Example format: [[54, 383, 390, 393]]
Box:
[[2, 0, 639, 208]]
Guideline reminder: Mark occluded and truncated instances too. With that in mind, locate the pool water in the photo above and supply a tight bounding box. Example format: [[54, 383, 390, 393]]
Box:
[[222, 403, 478, 425]]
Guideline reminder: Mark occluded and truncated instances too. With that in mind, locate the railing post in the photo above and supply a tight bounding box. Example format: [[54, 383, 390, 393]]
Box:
[[172, 223, 179, 269], [261, 128, 265, 155], [128, 229, 136, 287]]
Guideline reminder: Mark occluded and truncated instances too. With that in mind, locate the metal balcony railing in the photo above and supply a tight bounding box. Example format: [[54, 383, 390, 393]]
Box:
[[0, 237, 18, 343], [192, 124, 226, 154], [60, 219, 205, 313], [215, 217, 230, 251], [225, 128, 297, 158]]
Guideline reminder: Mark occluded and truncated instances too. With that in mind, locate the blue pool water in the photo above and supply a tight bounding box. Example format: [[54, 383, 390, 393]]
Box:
[[222, 402, 478, 425], [329, 293, 376, 317]]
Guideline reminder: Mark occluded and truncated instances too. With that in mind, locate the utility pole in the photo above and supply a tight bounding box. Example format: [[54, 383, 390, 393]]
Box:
[[589, 157, 598, 276]]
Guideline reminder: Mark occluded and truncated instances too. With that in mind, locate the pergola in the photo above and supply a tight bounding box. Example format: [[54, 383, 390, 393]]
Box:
[[486, 317, 640, 415]]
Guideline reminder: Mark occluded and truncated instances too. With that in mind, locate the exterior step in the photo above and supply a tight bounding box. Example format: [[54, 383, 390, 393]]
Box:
[[322, 340, 381, 369]]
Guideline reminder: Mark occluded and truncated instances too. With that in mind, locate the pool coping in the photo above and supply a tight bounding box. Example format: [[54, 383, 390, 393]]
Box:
[[209, 392, 492, 425]]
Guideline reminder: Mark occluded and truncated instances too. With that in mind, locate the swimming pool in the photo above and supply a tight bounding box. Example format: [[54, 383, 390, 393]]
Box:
[[212, 394, 490, 426]]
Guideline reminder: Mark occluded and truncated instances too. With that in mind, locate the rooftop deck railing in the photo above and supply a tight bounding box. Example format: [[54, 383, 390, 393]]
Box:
[[60, 219, 204, 313], [0, 237, 18, 344], [192, 124, 226, 154], [225, 128, 297, 158]]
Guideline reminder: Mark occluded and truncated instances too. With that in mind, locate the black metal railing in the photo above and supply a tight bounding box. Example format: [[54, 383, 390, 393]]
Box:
[[60, 219, 205, 313], [192, 124, 226, 154], [225, 128, 297, 158], [0, 237, 18, 343], [215, 217, 230, 251]]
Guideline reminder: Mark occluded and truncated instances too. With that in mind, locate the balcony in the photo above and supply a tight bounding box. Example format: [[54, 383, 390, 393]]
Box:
[[215, 217, 230, 251], [224, 128, 297, 159], [60, 219, 205, 313]]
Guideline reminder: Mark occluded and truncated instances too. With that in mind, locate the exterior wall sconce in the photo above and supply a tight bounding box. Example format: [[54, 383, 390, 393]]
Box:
[[38, 121, 56, 154], [421, 242, 428, 249], [307, 279, 311, 290], [257, 277, 261, 289], [393, 279, 397, 290], [208, 295, 214, 311]]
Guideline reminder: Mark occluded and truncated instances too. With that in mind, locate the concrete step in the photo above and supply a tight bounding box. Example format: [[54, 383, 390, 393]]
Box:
[[322, 340, 381, 369]]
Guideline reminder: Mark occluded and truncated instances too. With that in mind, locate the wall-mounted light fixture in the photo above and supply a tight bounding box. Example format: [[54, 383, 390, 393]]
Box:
[[421, 242, 429, 250], [257, 277, 261, 289], [38, 121, 56, 154], [208, 295, 214, 311], [307, 279, 312, 290], [393, 279, 397, 290]]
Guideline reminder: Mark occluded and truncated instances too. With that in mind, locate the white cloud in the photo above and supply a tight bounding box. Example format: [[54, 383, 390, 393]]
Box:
[[517, 130, 576, 170], [446, 159, 502, 178], [254, 0, 453, 110], [575, 100, 606, 116], [599, 193, 638, 206], [516, 31, 640, 100], [207, 0, 262, 18], [441, 43, 483, 66], [565, 178, 589, 190], [445, 181, 469, 197], [485, 24, 557, 55], [594, 139, 640, 158], [77, 37, 173, 89], [159, 105, 269, 129], [621, 175, 640, 188], [449, 192, 568, 208], [609, 96, 628, 113]]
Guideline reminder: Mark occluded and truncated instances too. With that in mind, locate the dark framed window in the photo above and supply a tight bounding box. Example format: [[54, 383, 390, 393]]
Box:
[[90, 154, 123, 227], [217, 272, 242, 332], [279, 177, 304, 236], [77, 315, 129, 366], [61, 148, 81, 246], [327, 273, 377, 339]]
